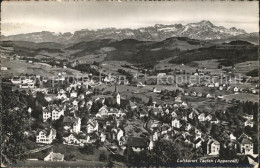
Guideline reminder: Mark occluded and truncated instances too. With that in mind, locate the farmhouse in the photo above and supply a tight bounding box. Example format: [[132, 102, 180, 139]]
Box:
[[36, 128, 56, 144], [207, 138, 220, 155], [238, 134, 254, 155], [44, 152, 64, 162]]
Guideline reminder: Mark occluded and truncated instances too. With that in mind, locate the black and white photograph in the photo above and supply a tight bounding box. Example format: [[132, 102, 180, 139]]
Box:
[[1, 1, 259, 167]]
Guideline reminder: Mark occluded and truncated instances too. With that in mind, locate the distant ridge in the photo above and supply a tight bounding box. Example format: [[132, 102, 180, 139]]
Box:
[[1, 20, 255, 44]]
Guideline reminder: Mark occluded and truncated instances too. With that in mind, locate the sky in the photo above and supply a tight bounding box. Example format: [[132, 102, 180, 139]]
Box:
[[1, 1, 259, 36]]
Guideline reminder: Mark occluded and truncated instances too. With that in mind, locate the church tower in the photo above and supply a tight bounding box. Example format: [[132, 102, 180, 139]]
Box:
[[116, 93, 120, 105], [114, 78, 120, 105]]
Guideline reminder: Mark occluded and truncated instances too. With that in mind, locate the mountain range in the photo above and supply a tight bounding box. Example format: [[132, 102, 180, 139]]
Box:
[[1, 20, 257, 44]]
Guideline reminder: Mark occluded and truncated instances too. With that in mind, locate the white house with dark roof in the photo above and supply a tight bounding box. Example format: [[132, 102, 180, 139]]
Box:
[[63, 134, 80, 144], [44, 152, 64, 162], [36, 128, 56, 144], [207, 138, 220, 155], [72, 117, 81, 134], [86, 119, 99, 134], [198, 113, 206, 122], [238, 134, 254, 155], [95, 105, 108, 117], [244, 120, 254, 127], [172, 118, 181, 128], [205, 114, 212, 121], [52, 109, 64, 121], [43, 108, 51, 122]]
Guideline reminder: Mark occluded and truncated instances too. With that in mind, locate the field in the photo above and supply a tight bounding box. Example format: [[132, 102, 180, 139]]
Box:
[[96, 84, 183, 104], [189, 100, 233, 113], [186, 86, 233, 96], [223, 93, 258, 103], [1, 59, 82, 78], [154, 58, 225, 75], [233, 61, 258, 75]]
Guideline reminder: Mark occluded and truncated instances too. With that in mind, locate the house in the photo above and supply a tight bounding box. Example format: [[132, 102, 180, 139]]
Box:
[[194, 138, 202, 148], [43, 108, 51, 122], [137, 82, 146, 87], [230, 133, 236, 141], [100, 132, 107, 142], [153, 87, 161, 93], [171, 111, 177, 118], [197, 92, 203, 97], [175, 96, 182, 103], [251, 89, 258, 94], [207, 138, 220, 155], [205, 114, 212, 121], [63, 134, 80, 144], [161, 124, 170, 135], [11, 77, 21, 84], [72, 100, 78, 107], [70, 90, 78, 98], [233, 86, 239, 92], [244, 120, 254, 127], [195, 129, 202, 139], [140, 111, 148, 118], [243, 115, 253, 120], [86, 100, 93, 110], [207, 84, 214, 88], [36, 128, 56, 144], [148, 140, 154, 150], [185, 123, 192, 131], [128, 100, 137, 109], [210, 115, 219, 124], [72, 117, 81, 134], [117, 129, 124, 141], [19, 84, 29, 89], [238, 134, 254, 155], [181, 101, 188, 107], [188, 111, 195, 119], [198, 113, 206, 122], [52, 109, 64, 121], [95, 105, 108, 117], [1, 67, 8, 71], [126, 137, 149, 152], [21, 77, 34, 84], [86, 119, 99, 134], [44, 152, 64, 162], [57, 93, 67, 100], [152, 131, 159, 141], [172, 118, 181, 128], [108, 109, 126, 118], [206, 94, 213, 98], [214, 82, 220, 87], [147, 120, 161, 131]]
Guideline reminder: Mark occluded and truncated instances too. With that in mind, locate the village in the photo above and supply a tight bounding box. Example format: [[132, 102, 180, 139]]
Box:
[[1, 50, 258, 166]]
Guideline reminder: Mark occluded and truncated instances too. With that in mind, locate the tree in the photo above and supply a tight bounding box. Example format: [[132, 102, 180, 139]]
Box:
[[219, 144, 237, 159], [64, 154, 76, 161], [91, 102, 100, 114], [147, 96, 153, 106], [2, 108, 30, 164], [99, 152, 107, 162]]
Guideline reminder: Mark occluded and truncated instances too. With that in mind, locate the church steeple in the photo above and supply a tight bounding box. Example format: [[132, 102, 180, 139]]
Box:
[[114, 77, 118, 93], [114, 77, 120, 105], [115, 81, 118, 93]]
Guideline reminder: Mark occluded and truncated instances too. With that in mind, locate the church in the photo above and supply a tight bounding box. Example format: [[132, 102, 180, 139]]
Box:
[[113, 82, 120, 105]]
